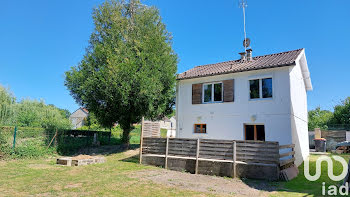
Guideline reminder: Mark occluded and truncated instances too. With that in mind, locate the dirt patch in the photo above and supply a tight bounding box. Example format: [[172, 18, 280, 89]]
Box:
[[64, 183, 83, 189], [76, 145, 125, 156], [130, 169, 278, 196], [123, 149, 139, 157], [71, 155, 95, 160]]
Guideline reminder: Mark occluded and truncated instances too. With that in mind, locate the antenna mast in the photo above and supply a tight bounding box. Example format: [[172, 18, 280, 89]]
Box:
[[239, 0, 249, 51]]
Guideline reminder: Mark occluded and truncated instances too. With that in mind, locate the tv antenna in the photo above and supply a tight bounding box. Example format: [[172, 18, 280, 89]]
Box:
[[239, 0, 250, 51]]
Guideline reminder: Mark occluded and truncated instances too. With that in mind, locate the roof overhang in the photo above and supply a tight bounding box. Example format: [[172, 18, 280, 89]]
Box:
[[296, 49, 313, 91]]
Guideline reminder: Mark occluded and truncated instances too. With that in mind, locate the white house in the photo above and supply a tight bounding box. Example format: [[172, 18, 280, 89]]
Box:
[[175, 48, 312, 166], [69, 107, 89, 129], [159, 116, 176, 137]]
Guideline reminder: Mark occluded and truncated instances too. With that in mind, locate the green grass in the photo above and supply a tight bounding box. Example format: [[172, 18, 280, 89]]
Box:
[[0, 152, 349, 196], [0, 152, 217, 197], [272, 154, 350, 197]]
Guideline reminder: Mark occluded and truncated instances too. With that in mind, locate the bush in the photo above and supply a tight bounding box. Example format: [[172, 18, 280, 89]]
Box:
[[0, 126, 56, 159]]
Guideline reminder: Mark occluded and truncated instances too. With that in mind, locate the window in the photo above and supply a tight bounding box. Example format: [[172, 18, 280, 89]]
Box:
[[204, 84, 212, 102], [203, 82, 223, 103], [194, 124, 207, 133], [249, 78, 272, 99], [244, 125, 265, 141], [249, 79, 260, 99]]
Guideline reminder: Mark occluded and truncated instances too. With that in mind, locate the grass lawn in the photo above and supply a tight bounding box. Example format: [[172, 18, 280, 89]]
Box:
[[0, 151, 349, 197], [0, 151, 220, 197], [272, 154, 350, 197]]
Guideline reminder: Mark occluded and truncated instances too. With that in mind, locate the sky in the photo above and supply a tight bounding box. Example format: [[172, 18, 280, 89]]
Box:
[[0, 0, 349, 113]]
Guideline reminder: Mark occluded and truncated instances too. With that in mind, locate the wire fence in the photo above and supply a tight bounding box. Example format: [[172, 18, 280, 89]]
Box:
[[0, 126, 115, 158], [327, 124, 350, 131]]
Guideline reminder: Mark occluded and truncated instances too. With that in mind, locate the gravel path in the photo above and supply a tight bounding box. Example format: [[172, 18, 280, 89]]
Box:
[[130, 169, 279, 196]]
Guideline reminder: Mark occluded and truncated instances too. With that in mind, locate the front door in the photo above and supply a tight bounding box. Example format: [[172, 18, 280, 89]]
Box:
[[244, 125, 265, 141]]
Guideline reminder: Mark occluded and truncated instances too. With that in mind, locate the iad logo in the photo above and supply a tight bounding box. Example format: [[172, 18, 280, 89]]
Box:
[[304, 155, 348, 181], [304, 155, 349, 196]]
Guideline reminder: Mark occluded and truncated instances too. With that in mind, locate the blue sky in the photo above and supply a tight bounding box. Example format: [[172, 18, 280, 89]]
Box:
[[0, 0, 349, 112]]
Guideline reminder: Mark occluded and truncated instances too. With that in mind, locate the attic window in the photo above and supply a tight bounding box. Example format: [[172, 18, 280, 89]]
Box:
[[203, 82, 223, 103], [249, 78, 273, 99]]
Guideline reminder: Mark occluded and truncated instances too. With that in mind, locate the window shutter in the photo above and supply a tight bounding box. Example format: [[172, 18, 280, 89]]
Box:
[[223, 79, 234, 102], [192, 83, 202, 104]]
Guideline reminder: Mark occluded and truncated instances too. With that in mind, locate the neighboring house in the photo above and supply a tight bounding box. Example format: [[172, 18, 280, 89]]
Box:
[[69, 108, 89, 129], [175, 48, 312, 166], [159, 116, 176, 130], [159, 116, 176, 137]]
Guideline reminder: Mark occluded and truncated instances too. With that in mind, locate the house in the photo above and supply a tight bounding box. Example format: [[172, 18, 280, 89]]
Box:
[[69, 107, 89, 129], [159, 116, 176, 137], [175, 48, 312, 166], [159, 116, 176, 130]]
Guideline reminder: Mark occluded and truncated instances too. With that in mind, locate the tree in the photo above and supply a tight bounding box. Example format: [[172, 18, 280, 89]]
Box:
[[65, 0, 177, 145], [330, 97, 350, 126], [0, 85, 16, 125], [308, 107, 333, 131]]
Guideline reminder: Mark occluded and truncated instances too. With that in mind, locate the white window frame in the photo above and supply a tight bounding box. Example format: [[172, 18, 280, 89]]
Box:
[[249, 77, 273, 100], [202, 82, 223, 103]]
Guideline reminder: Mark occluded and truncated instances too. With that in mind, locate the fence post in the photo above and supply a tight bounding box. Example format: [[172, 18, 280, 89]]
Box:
[[195, 138, 200, 174], [165, 137, 169, 169], [54, 128, 58, 146], [12, 126, 17, 149], [139, 117, 144, 164], [232, 141, 236, 178]]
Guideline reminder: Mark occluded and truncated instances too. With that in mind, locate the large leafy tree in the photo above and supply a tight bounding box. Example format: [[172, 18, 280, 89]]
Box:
[[308, 107, 333, 131], [65, 0, 177, 144], [0, 85, 15, 125], [330, 97, 350, 126]]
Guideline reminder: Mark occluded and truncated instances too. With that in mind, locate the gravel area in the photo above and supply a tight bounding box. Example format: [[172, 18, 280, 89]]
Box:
[[130, 169, 279, 196]]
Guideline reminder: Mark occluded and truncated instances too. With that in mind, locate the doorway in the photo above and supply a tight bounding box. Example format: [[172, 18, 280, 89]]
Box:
[[244, 124, 265, 141]]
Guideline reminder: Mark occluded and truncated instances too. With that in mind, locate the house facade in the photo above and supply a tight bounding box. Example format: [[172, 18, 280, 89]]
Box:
[[69, 107, 89, 129], [175, 48, 312, 166]]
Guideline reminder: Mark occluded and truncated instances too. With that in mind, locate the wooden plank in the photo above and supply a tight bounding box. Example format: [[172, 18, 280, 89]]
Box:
[[142, 154, 278, 167], [236, 147, 278, 153], [195, 138, 200, 174], [279, 144, 295, 149], [279, 151, 295, 158], [142, 150, 166, 154], [165, 137, 169, 169], [280, 158, 296, 167], [139, 117, 144, 164], [236, 143, 278, 149], [143, 138, 166, 142]]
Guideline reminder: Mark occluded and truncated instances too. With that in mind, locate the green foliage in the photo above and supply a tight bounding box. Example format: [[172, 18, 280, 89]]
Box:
[[330, 97, 350, 126], [0, 85, 72, 130], [0, 85, 16, 125], [308, 107, 333, 130], [0, 126, 55, 159], [65, 0, 177, 144], [78, 112, 105, 131], [15, 99, 72, 130], [161, 128, 167, 138]]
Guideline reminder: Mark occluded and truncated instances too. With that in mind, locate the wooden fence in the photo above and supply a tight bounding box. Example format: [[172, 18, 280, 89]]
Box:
[[140, 137, 294, 180], [279, 144, 295, 169]]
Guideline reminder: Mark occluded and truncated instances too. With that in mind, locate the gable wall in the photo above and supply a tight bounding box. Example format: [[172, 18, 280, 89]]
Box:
[[176, 67, 293, 145], [69, 109, 89, 129], [289, 54, 310, 166]]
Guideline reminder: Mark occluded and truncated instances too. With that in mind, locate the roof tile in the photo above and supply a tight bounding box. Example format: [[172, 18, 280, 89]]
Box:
[[177, 48, 304, 80]]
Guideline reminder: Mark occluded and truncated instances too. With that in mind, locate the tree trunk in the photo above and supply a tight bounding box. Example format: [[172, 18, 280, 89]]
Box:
[[121, 124, 132, 148]]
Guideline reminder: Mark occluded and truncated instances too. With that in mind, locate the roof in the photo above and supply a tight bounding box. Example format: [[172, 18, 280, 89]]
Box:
[[81, 108, 89, 114], [70, 107, 89, 118], [177, 48, 304, 80]]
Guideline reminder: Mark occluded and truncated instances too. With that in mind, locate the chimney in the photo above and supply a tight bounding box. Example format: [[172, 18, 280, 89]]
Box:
[[246, 49, 253, 61], [239, 52, 246, 61]]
